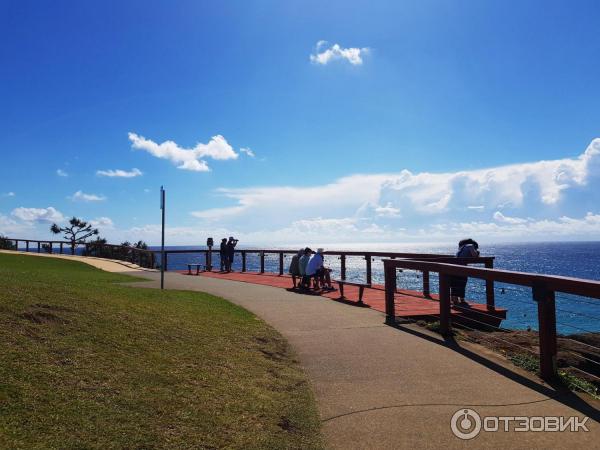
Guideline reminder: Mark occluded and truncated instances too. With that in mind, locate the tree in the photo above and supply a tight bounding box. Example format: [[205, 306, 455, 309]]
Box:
[[50, 217, 99, 255], [0, 235, 16, 250]]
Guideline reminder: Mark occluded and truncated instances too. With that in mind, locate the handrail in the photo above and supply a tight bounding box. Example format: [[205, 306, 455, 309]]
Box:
[[382, 258, 600, 381], [383, 259, 600, 298], [3, 237, 155, 269]]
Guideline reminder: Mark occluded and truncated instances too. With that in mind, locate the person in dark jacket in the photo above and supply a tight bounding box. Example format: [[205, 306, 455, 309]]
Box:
[[219, 238, 227, 272], [226, 237, 238, 272], [450, 238, 480, 305]]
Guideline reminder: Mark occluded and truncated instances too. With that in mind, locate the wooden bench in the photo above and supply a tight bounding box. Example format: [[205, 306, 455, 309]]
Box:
[[334, 279, 371, 305], [187, 263, 203, 275]]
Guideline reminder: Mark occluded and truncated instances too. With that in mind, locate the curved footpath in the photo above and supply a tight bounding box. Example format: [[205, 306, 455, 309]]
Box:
[[6, 251, 599, 449]]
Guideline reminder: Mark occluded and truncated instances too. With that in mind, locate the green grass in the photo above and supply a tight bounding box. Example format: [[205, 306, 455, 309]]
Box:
[[0, 254, 323, 449], [507, 352, 599, 399]]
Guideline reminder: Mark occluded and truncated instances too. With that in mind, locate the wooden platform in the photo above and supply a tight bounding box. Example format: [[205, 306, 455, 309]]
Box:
[[179, 270, 507, 327]]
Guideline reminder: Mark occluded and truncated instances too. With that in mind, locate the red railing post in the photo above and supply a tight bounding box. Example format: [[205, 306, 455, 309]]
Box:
[[485, 259, 495, 309], [422, 271, 430, 297], [279, 252, 284, 275], [533, 283, 558, 380], [384, 261, 397, 325], [439, 273, 452, 336]]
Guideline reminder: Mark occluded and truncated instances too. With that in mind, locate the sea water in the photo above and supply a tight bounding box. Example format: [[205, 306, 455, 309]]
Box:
[[150, 241, 600, 334]]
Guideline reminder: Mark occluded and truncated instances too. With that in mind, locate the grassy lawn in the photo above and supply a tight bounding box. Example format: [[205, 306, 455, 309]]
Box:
[[0, 254, 323, 449]]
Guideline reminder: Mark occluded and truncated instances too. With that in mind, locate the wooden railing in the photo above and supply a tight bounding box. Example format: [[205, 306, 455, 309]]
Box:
[[160, 248, 465, 284], [2, 238, 155, 269], [383, 258, 600, 380]]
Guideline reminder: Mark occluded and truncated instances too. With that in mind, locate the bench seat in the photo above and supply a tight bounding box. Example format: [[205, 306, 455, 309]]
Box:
[[333, 279, 371, 305], [187, 263, 204, 275]]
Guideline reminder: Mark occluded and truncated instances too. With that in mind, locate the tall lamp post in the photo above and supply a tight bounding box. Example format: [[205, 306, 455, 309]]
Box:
[[160, 186, 166, 290]]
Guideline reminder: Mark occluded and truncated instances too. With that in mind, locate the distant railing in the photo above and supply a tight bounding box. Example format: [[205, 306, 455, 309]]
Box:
[[383, 258, 600, 381], [2, 238, 156, 269]]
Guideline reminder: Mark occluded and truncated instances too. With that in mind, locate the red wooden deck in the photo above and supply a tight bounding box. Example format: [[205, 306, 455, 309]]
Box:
[[179, 270, 507, 326]]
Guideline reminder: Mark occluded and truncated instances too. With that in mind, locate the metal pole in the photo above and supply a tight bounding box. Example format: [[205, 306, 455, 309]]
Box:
[[160, 186, 166, 290]]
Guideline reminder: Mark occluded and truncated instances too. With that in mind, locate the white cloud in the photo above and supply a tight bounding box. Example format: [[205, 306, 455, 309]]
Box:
[[69, 190, 106, 202], [128, 132, 238, 172], [56, 169, 68, 177], [2, 192, 15, 197], [90, 217, 114, 229], [96, 168, 142, 178], [11, 207, 64, 223], [240, 147, 255, 157], [186, 139, 600, 243], [493, 211, 529, 224], [310, 41, 369, 66]]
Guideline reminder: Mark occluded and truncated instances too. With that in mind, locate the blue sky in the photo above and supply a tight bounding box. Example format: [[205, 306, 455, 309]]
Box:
[[1, 0, 600, 245]]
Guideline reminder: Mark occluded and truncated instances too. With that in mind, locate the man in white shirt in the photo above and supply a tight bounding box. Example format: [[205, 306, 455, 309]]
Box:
[[306, 248, 334, 290]]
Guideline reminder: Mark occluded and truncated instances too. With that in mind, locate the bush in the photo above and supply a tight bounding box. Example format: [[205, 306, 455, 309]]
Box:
[[0, 235, 16, 250]]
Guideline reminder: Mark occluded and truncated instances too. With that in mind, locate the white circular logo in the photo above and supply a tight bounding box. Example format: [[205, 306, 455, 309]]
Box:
[[451, 408, 482, 440]]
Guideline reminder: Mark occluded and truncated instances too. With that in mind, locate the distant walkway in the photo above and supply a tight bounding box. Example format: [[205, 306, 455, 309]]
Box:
[[8, 252, 599, 448], [0, 249, 158, 273]]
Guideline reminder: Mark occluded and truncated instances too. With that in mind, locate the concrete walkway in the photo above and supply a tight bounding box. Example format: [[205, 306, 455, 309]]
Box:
[[5, 251, 598, 448]]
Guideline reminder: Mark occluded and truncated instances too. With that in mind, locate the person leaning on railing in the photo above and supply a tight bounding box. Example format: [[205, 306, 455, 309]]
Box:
[[450, 238, 480, 305]]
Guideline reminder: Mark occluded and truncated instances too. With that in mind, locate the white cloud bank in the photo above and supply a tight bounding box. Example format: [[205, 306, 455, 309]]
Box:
[[69, 190, 106, 202], [129, 132, 238, 172], [187, 138, 600, 243], [310, 41, 369, 66], [11, 207, 64, 223], [96, 168, 142, 178]]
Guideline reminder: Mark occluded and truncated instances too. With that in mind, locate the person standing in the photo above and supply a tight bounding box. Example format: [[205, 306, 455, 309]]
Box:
[[288, 249, 303, 288], [226, 236, 238, 272], [450, 238, 480, 305], [219, 238, 227, 272]]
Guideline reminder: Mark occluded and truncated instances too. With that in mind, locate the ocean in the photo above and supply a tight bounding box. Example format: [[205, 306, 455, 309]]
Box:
[[151, 241, 600, 334]]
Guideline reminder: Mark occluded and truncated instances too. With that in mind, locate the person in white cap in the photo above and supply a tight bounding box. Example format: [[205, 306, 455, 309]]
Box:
[[306, 248, 334, 290]]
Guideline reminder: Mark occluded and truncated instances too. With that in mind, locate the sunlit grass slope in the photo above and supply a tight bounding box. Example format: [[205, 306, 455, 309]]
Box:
[[0, 254, 323, 449]]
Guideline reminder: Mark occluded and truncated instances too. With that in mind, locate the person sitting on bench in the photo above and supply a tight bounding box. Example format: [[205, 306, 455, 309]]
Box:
[[298, 247, 312, 289], [288, 248, 303, 288], [306, 248, 335, 290]]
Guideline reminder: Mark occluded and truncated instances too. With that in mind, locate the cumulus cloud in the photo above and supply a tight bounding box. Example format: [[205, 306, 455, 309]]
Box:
[[493, 211, 529, 224], [11, 206, 64, 223], [2, 192, 15, 197], [310, 41, 369, 66], [129, 132, 238, 172], [56, 169, 68, 177], [187, 139, 600, 242], [240, 147, 255, 157], [69, 190, 106, 202], [96, 168, 142, 178], [90, 217, 114, 228]]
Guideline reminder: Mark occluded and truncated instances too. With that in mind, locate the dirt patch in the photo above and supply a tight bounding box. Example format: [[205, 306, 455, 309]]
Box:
[[33, 303, 73, 312], [20, 310, 68, 325]]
